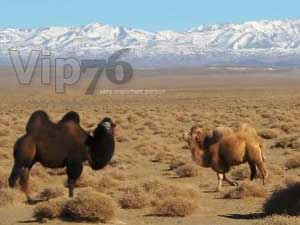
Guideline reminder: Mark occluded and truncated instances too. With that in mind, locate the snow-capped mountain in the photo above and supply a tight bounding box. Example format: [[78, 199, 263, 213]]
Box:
[[2, 20, 300, 67]]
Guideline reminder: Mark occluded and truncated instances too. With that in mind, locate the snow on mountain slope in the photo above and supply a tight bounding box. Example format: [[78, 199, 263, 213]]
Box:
[[2, 19, 300, 67]]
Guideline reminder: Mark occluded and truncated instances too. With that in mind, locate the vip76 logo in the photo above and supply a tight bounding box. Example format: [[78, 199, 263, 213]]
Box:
[[9, 48, 133, 95]]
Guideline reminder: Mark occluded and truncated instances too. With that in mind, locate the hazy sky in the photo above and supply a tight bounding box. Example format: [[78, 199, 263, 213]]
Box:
[[1, 0, 299, 31]]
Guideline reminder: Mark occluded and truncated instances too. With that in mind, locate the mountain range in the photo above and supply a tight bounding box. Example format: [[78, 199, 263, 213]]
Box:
[[2, 19, 300, 67]]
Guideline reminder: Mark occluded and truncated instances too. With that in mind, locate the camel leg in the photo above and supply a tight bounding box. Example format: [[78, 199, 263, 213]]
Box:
[[66, 163, 83, 198], [19, 167, 33, 204], [216, 173, 224, 192], [249, 161, 257, 181], [223, 173, 238, 187], [256, 161, 268, 185]]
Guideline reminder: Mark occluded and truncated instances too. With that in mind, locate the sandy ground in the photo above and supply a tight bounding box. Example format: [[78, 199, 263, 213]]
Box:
[[0, 67, 300, 225]]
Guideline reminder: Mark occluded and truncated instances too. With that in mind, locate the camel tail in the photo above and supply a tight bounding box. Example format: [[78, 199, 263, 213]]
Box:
[[8, 136, 30, 188], [8, 164, 22, 188]]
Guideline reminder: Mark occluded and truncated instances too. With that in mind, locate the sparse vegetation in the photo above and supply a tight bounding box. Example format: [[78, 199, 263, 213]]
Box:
[[252, 215, 300, 225], [224, 182, 268, 199], [153, 197, 197, 217], [119, 186, 148, 209], [34, 197, 66, 221], [258, 129, 280, 139], [285, 156, 300, 169], [169, 158, 186, 170], [2, 72, 300, 225], [62, 189, 117, 223], [39, 187, 64, 200], [0, 189, 16, 207], [175, 165, 200, 177]]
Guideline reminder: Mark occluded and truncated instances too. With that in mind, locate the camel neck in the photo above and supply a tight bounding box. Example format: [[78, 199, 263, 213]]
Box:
[[190, 140, 210, 168], [86, 133, 115, 170]]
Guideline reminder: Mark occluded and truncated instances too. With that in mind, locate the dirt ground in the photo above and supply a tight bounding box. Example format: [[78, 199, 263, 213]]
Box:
[[1, 67, 300, 225]]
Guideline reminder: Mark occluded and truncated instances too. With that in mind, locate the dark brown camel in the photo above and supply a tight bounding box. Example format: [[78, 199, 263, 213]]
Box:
[[8, 110, 116, 203]]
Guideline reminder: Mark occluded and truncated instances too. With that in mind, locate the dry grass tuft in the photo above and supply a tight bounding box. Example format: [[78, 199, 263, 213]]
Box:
[[175, 165, 200, 178], [274, 135, 300, 149], [224, 182, 267, 199], [253, 215, 300, 225], [39, 187, 65, 200], [0, 189, 16, 207], [95, 175, 120, 193], [231, 166, 250, 181], [119, 186, 148, 209], [169, 158, 186, 170], [153, 197, 197, 217], [141, 178, 199, 209], [263, 182, 300, 216], [34, 197, 67, 221], [258, 129, 280, 139], [62, 189, 117, 222], [285, 156, 300, 170]]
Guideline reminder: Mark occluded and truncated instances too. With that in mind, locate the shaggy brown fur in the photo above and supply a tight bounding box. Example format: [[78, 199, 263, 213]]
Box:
[[183, 124, 267, 191], [8, 110, 116, 203]]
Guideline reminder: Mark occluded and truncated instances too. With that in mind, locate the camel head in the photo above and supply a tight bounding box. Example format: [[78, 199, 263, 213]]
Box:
[[86, 117, 116, 170], [182, 125, 205, 148], [97, 117, 117, 137]]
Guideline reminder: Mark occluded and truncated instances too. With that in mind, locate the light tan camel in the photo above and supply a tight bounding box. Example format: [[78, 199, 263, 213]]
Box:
[[183, 125, 267, 191]]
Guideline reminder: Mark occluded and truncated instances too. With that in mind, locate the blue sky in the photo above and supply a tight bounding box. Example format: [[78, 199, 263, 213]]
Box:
[[1, 0, 299, 31]]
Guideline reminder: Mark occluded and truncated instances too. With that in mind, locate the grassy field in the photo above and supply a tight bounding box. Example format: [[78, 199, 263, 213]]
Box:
[[1, 67, 300, 224]]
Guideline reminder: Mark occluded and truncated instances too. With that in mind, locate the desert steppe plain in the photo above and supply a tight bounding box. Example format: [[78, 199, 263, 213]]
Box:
[[1, 67, 300, 225]]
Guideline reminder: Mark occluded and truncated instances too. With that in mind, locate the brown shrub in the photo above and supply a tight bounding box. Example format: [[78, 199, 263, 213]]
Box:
[[258, 129, 279, 139], [169, 158, 186, 170], [253, 215, 300, 225], [39, 187, 64, 200], [231, 166, 250, 181], [141, 179, 199, 208], [274, 135, 300, 149], [119, 186, 148, 209], [142, 179, 166, 193], [0, 189, 16, 207], [62, 189, 117, 222], [175, 165, 200, 178], [263, 183, 300, 216], [144, 121, 159, 131], [285, 156, 300, 170], [224, 182, 267, 199], [34, 198, 67, 221], [153, 197, 197, 217], [95, 175, 120, 193], [73, 170, 97, 188]]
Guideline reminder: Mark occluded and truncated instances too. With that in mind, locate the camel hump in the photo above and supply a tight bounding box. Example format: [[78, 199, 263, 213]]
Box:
[[26, 110, 50, 133], [59, 111, 80, 124], [213, 126, 234, 141]]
